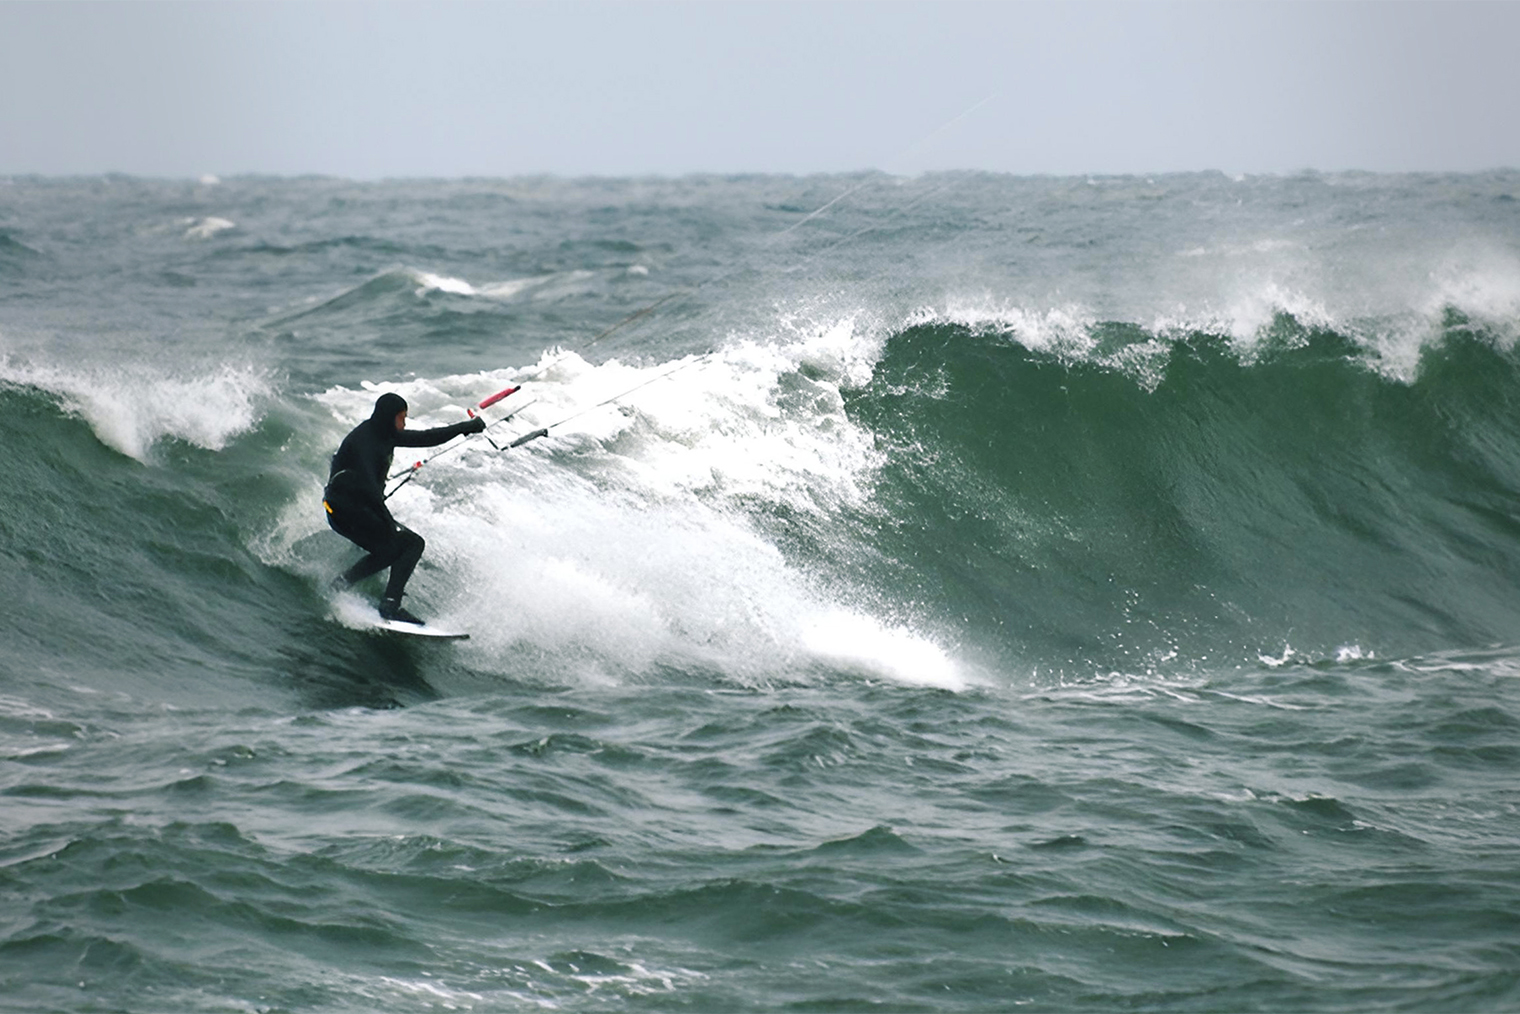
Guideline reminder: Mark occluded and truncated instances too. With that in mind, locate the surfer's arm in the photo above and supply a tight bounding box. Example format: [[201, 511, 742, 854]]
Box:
[[394, 417, 485, 449]]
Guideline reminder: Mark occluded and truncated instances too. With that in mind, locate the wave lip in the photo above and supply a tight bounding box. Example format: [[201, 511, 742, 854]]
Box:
[[0, 356, 267, 460]]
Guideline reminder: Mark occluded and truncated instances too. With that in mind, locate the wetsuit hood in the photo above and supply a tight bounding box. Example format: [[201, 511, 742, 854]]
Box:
[[371, 393, 408, 425]]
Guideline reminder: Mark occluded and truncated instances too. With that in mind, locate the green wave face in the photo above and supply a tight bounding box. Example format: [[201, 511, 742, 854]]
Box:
[[842, 312, 1520, 672]]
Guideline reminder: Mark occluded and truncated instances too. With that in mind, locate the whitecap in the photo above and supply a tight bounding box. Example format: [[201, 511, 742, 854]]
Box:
[[183, 216, 235, 240]]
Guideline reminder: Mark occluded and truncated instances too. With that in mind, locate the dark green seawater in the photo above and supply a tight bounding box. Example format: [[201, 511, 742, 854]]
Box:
[[3, 171, 1520, 1011]]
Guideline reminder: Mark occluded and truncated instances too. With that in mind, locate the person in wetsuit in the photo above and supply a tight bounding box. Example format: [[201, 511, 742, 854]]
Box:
[[324, 392, 484, 624]]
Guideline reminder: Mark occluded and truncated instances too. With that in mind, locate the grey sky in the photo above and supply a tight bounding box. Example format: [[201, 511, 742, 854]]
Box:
[[2, 1, 1517, 178]]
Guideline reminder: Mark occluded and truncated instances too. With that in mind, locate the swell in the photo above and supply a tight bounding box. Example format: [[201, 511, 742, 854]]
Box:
[[841, 311, 1520, 670]]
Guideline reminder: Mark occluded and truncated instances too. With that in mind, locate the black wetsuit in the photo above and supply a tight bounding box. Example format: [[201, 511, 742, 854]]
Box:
[[324, 393, 481, 603]]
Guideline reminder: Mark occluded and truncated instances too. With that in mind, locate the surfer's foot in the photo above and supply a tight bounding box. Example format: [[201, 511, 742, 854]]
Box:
[[378, 597, 424, 625]]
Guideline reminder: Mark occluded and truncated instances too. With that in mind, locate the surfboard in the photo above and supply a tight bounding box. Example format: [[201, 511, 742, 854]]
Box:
[[370, 617, 470, 640], [329, 592, 469, 639]]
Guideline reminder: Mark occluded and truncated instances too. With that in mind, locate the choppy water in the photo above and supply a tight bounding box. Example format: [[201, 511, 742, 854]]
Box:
[[3, 170, 1520, 1011]]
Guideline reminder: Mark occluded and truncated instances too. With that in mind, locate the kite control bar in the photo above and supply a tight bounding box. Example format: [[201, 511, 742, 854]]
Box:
[[383, 384, 527, 498], [466, 384, 520, 450], [383, 357, 703, 498]]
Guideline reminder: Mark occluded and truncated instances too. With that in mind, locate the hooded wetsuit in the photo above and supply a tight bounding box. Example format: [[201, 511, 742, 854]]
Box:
[[324, 392, 482, 603]]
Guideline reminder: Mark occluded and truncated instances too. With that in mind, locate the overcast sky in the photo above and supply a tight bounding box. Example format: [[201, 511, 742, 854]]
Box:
[[3, 1, 1518, 179]]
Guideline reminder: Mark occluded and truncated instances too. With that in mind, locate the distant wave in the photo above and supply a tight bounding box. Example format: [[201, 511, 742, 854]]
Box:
[[0, 229, 43, 273], [183, 216, 236, 240], [266, 267, 609, 327]]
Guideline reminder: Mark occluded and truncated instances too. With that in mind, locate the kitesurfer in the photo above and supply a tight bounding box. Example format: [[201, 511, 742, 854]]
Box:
[[323, 392, 484, 624]]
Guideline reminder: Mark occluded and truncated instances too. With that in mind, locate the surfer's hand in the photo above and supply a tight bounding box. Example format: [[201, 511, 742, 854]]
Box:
[[464, 416, 487, 434]]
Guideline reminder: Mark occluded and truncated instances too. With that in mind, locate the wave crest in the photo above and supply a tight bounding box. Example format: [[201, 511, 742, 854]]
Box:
[[0, 356, 267, 460]]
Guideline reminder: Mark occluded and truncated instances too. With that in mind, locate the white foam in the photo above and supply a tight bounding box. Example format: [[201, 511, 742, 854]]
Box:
[[934, 300, 1174, 391], [376, 976, 485, 1004], [1422, 244, 1520, 336], [936, 215, 1520, 389], [477, 277, 544, 299], [329, 592, 389, 632], [1177, 238, 1299, 259], [0, 695, 56, 721], [1164, 282, 1335, 355], [411, 271, 477, 297], [801, 609, 963, 689], [183, 216, 235, 240], [933, 256, 1520, 390], [935, 299, 1097, 358], [1258, 644, 1296, 668], [0, 355, 267, 461], [408, 268, 598, 301]]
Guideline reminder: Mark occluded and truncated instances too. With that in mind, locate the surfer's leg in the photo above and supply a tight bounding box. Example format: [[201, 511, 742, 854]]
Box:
[[335, 527, 422, 594], [327, 501, 404, 590], [337, 551, 388, 588], [381, 528, 425, 601]]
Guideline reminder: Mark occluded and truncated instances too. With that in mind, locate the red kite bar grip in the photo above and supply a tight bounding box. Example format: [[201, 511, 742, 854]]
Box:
[[478, 385, 521, 410]]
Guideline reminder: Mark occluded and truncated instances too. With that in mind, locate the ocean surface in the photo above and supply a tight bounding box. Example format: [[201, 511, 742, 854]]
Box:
[[2, 170, 1520, 1012]]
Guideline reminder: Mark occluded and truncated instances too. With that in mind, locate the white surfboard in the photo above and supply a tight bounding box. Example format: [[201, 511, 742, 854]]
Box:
[[330, 592, 468, 639], [370, 617, 470, 639]]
